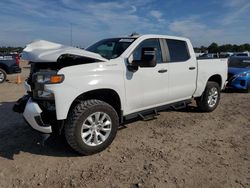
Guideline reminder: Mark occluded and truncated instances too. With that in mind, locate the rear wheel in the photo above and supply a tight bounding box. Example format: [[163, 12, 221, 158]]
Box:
[[0, 68, 7, 83], [65, 99, 119, 155], [196, 81, 221, 112]]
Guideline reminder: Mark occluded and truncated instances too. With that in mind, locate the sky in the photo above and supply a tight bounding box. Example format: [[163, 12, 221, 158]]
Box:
[[0, 0, 250, 47]]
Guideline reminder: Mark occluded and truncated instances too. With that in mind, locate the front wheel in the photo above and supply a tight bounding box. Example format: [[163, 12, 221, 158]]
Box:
[[0, 68, 7, 83], [65, 99, 119, 155], [196, 81, 221, 112]]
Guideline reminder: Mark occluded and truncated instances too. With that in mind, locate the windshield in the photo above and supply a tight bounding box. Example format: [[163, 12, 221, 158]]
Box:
[[229, 57, 250, 68], [86, 38, 136, 59]]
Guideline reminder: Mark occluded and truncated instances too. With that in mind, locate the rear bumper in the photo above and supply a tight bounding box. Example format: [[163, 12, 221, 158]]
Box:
[[23, 98, 52, 134]]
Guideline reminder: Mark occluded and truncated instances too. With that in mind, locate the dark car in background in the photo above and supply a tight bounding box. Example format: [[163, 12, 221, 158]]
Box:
[[0, 53, 21, 83], [232, 52, 249, 57], [227, 56, 250, 93]]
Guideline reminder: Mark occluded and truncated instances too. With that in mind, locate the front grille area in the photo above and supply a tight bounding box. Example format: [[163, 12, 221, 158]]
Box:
[[27, 70, 33, 88], [27, 63, 36, 89]]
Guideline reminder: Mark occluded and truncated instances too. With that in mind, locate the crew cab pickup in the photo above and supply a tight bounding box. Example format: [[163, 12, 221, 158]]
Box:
[[0, 53, 21, 83], [13, 34, 228, 155]]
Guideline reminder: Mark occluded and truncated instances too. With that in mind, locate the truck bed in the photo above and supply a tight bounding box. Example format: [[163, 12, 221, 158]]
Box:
[[194, 58, 228, 97]]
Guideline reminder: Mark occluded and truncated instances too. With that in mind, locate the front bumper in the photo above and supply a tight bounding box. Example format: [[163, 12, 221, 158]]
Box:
[[23, 98, 52, 134], [227, 76, 249, 90]]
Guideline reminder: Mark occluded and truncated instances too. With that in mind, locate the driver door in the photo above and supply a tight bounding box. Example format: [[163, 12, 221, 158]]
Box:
[[124, 38, 169, 114]]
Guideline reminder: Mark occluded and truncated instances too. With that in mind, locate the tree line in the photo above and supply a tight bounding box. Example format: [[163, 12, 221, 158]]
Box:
[[0, 46, 23, 53], [194, 43, 250, 53]]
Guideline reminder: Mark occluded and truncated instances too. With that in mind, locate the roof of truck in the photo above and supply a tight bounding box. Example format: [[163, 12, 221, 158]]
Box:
[[125, 34, 190, 42]]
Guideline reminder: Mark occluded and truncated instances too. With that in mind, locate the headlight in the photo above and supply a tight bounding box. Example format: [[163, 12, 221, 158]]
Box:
[[32, 72, 64, 99], [237, 72, 250, 77], [37, 74, 51, 83], [35, 73, 64, 84]]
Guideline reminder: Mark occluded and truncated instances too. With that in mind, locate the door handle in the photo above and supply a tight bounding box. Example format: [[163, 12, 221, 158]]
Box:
[[189, 67, 196, 70], [158, 69, 168, 73]]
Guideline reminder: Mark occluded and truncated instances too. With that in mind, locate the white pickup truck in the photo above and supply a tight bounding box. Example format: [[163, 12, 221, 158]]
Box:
[[13, 34, 228, 155]]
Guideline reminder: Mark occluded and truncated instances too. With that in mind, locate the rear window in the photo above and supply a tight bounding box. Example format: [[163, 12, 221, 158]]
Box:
[[166, 39, 190, 62]]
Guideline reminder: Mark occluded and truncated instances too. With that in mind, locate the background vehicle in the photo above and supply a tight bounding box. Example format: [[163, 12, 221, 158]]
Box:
[[219, 52, 234, 58], [198, 53, 219, 59], [232, 52, 250, 57], [227, 56, 250, 92], [0, 53, 21, 83], [13, 35, 228, 155]]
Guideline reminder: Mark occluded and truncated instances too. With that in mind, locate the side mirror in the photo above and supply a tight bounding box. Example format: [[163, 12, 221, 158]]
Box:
[[134, 47, 157, 68], [127, 60, 139, 72], [127, 47, 157, 72]]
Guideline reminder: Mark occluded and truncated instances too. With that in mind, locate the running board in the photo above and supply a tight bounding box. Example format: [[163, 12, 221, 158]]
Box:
[[170, 102, 187, 110], [138, 109, 159, 121], [123, 99, 191, 122]]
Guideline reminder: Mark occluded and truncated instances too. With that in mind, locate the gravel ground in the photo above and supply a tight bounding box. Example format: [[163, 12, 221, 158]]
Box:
[[0, 61, 249, 188]]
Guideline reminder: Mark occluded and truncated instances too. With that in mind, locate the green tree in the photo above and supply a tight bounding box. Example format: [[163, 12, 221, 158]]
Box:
[[207, 42, 219, 53]]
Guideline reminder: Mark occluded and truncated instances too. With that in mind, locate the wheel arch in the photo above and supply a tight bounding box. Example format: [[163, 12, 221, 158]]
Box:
[[0, 63, 9, 74], [68, 88, 122, 120], [207, 74, 222, 88]]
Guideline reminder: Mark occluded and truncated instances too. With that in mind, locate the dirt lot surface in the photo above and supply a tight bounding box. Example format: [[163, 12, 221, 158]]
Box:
[[0, 61, 249, 188]]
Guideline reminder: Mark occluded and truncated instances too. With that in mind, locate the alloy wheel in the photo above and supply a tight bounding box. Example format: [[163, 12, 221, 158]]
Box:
[[207, 87, 218, 108], [0, 71, 4, 82], [81, 112, 112, 146]]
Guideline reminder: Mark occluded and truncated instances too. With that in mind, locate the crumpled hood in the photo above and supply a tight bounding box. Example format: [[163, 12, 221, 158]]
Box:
[[21, 40, 108, 62]]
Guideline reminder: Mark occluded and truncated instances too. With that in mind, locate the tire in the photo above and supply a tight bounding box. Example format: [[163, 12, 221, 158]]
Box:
[[0, 68, 7, 83], [196, 81, 221, 112], [65, 99, 119, 155]]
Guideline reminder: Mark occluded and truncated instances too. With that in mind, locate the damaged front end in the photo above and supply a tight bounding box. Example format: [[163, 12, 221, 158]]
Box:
[[13, 40, 107, 134], [13, 94, 53, 134], [13, 95, 30, 113], [23, 98, 52, 134]]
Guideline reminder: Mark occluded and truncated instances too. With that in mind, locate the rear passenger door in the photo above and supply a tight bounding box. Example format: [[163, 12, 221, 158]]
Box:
[[164, 39, 197, 102]]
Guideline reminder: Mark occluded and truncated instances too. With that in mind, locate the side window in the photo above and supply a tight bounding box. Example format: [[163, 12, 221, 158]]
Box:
[[166, 39, 190, 62], [133, 39, 163, 63]]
